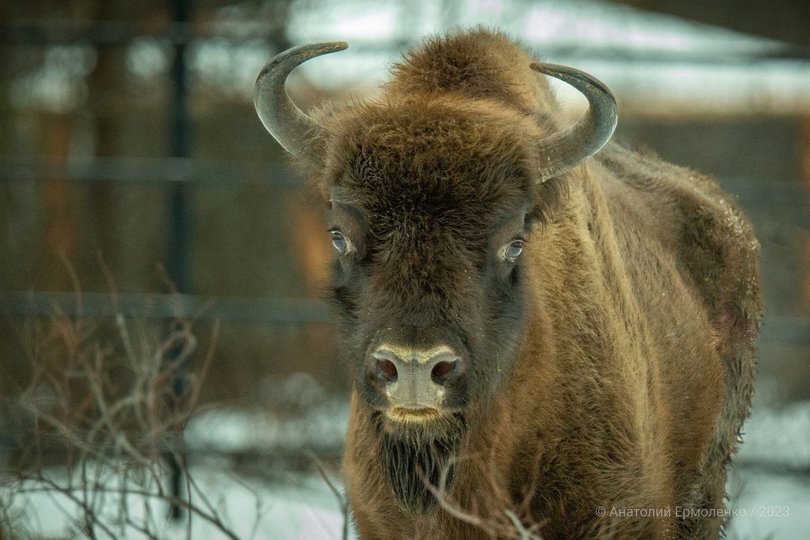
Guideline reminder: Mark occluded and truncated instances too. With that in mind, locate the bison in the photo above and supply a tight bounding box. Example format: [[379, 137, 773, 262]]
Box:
[[254, 29, 761, 539]]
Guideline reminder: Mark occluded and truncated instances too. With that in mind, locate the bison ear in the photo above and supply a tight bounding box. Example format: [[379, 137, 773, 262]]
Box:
[[530, 63, 618, 182], [254, 42, 348, 167]]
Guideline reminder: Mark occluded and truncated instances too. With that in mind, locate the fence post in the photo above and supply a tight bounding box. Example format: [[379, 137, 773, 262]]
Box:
[[166, 0, 193, 521]]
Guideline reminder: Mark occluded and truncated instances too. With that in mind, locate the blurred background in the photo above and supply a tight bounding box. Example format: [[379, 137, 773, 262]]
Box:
[[1, 0, 809, 538]]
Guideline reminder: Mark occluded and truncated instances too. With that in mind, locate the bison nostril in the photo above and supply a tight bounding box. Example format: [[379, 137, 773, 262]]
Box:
[[431, 359, 457, 385], [376, 358, 398, 383]]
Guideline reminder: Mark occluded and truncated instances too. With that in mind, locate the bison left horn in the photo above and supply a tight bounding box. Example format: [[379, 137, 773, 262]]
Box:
[[530, 62, 618, 182], [254, 42, 347, 162]]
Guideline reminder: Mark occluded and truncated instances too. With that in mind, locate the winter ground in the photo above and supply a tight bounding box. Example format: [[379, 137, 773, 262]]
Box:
[[726, 400, 810, 539], [4, 398, 809, 539]]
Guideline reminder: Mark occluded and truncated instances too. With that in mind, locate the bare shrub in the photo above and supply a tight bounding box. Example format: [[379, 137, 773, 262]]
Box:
[[0, 289, 245, 539]]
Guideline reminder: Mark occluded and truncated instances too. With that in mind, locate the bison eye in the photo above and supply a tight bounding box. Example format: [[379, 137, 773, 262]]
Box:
[[502, 239, 525, 263], [329, 229, 351, 255]]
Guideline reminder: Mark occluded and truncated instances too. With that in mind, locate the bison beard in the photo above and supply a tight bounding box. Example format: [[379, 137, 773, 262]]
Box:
[[379, 412, 467, 512]]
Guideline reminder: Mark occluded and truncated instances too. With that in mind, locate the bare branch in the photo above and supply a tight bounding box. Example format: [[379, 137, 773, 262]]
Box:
[[309, 451, 350, 540]]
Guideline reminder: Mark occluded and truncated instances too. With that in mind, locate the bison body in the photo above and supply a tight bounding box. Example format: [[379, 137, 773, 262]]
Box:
[[255, 29, 761, 539]]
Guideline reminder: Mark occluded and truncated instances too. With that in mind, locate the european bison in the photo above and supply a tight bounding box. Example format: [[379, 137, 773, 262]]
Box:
[[254, 29, 761, 539]]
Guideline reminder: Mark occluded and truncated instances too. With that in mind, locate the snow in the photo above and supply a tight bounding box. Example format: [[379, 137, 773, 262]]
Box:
[[184, 401, 349, 455], [281, 0, 810, 115], [5, 400, 809, 539], [726, 469, 810, 540], [722, 401, 810, 539], [1, 372, 355, 539], [738, 401, 810, 469], [288, 0, 784, 56], [4, 466, 352, 539], [14, 0, 810, 115]]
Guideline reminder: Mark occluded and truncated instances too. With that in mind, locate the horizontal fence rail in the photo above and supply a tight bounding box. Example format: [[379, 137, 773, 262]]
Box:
[[1, 159, 809, 211], [1, 291, 808, 343], [0, 158, 302, 187], [0, 291, 332, 324], [0, 438, 806, 478]]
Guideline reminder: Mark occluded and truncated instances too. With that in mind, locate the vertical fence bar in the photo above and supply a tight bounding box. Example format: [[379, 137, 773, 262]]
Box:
[[168, 0, 191, 291], [166, 0, 192, 521]]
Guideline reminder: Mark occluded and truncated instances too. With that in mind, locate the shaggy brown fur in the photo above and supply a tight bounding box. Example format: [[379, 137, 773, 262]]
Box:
[[301, 29, 760, 539]]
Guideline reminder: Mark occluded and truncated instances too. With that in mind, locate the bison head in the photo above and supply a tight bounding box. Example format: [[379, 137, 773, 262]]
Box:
[[254, 41, 616, 509]]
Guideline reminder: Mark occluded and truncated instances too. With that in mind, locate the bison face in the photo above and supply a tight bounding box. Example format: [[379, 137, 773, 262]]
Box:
[[254, 40, 616, 511], [322, 102, 543, 445]]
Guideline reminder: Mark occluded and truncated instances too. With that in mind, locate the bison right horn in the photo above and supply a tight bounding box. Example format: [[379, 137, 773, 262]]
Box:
[[530, 63, 618, 182], [254, 42, 347, 164]]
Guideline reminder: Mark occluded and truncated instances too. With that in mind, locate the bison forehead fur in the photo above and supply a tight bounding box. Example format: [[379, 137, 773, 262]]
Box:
[[325, 101, 538, 224], [255, 28, 762, 539]]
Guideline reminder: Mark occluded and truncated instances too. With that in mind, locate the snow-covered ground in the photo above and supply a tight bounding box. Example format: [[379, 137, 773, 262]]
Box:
[[2, 393, 351, 538], [4, 467, 350, 540], [4, 398, 809, 539], [727, 468, 810, 540], [726, 400, 810, 539]]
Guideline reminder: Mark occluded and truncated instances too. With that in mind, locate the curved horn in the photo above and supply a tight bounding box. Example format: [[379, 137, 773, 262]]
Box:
[[529, 63, 618, 182], [254, 42, 348, 160]]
